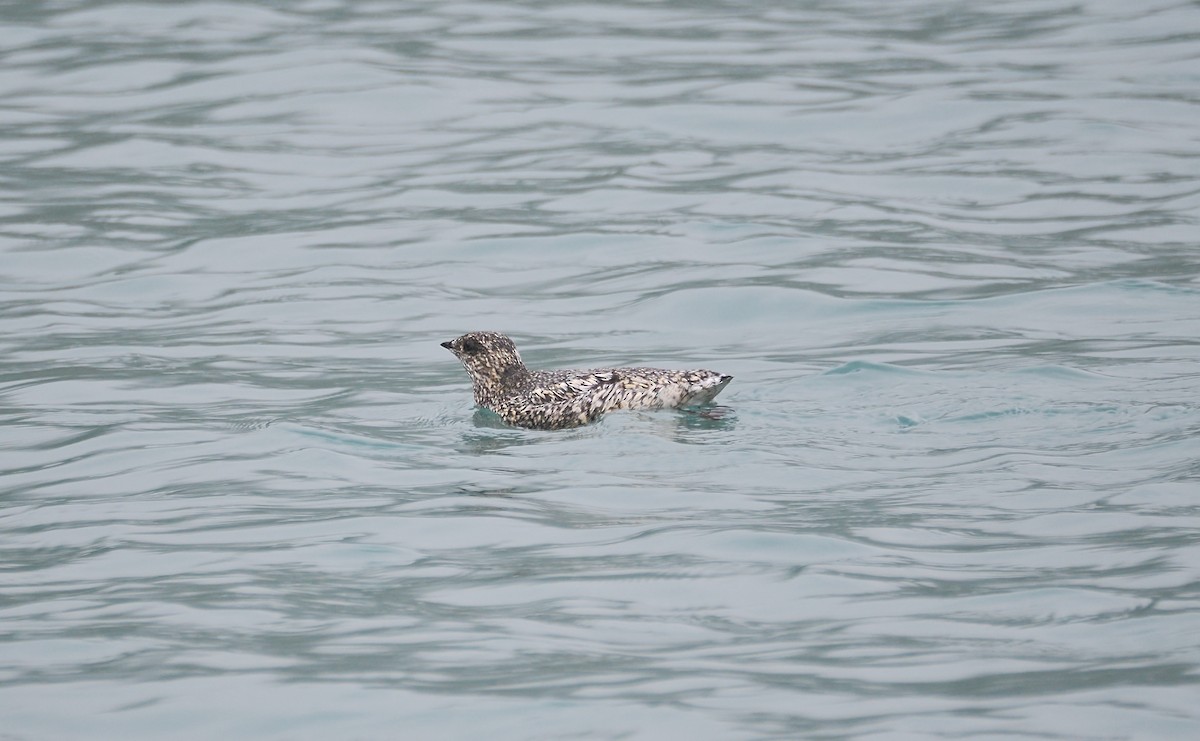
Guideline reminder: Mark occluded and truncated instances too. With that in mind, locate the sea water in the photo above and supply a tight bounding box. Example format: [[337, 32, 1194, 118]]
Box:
[[2, 1, 1199, 738]]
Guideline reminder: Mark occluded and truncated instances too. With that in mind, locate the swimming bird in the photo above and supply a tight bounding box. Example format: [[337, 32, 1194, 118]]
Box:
[[441, 331, 732, 430]]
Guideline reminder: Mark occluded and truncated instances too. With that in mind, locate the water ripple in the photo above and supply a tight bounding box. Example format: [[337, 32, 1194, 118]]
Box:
[[3, 0, 1200, 739]]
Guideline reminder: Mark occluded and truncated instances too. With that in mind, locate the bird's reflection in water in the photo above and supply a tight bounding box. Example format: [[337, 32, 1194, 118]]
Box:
[[457, 404, 736, 454]]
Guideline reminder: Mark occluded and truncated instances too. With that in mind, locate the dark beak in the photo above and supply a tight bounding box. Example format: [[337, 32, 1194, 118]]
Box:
[[440, 341, 454, 350]]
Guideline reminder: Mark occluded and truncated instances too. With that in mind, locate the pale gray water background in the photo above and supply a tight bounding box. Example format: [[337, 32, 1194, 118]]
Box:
[[2, 0, 1200, 738]]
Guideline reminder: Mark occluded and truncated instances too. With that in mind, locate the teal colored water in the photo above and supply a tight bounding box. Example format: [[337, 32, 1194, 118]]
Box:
[[3, 1, 1200, 739]]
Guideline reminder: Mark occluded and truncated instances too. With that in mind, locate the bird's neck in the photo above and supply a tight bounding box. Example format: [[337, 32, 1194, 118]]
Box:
[[472, 361, 530, 404]]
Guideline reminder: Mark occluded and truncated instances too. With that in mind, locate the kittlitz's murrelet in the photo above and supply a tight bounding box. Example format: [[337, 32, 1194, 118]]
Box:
[[441, 331, 732, 430]]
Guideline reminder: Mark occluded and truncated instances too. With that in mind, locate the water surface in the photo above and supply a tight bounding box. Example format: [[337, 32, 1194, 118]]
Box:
[[2, 1, 1200, 739]]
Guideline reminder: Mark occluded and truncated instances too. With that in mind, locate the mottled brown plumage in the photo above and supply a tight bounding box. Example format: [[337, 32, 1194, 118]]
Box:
[[441, 332, 732, 430]]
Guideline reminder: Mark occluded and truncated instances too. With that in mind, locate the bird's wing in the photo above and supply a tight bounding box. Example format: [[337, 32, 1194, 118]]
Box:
[[529, 371, 616, 404]]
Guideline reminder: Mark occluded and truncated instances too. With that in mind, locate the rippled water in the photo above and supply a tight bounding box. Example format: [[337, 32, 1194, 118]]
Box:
[[3, 0, 1200, 738]]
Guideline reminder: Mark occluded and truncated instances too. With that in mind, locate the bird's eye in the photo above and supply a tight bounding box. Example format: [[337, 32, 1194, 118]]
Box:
[[461, 337, 484, 355]]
